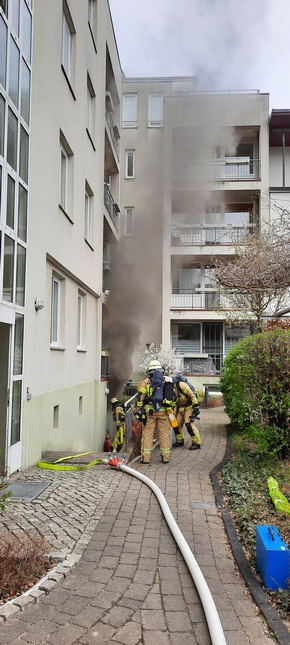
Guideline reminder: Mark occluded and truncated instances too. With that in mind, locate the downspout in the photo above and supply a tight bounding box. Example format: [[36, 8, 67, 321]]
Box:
[[117, 461, 227, 645]]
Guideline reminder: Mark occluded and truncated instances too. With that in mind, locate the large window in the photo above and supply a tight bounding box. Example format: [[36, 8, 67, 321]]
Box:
[[125, 150, 135, 178], [0, 15, 7, 88], [122, 94, 137, 128], [3, 234, 15, 302], [0, 93, 4, 156], [148, 94, 163, 127], [22, 0, 32, 63], [7, 107, 18, 171], [16, 243, 26, 306], [9, 35, 20, 109], [20, 59, 30, 124]]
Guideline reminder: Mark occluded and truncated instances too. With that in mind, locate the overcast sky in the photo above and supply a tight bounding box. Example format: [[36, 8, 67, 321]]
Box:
[[109, 0, 290, 111]]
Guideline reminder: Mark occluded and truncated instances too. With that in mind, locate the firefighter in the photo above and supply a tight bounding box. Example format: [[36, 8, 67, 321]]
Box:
[[111, 398, 126, 452], [173, 374, 201, 450], [135, 359, 172, 464]]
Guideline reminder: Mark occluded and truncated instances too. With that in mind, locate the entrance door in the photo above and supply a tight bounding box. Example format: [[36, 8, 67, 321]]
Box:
[[203, 323, 223, 372], [0, 322, 10, 476]]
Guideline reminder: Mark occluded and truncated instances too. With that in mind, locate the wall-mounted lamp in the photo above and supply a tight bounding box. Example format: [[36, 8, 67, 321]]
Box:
[[104, 388, 110, 396], [34, 297, 44, 311]]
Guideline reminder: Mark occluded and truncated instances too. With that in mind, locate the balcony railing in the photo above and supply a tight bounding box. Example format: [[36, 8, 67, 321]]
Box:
[[171, 224, 255, 246], [105, 108, 120, 159], [171, 290, 233, 310], [104, 183, 119, 230], [210, 158, 260, 181]]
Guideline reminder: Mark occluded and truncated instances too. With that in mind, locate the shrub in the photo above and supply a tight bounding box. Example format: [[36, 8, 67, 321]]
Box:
[[0, 530, 52, 602], [220, 330, 290, 458]]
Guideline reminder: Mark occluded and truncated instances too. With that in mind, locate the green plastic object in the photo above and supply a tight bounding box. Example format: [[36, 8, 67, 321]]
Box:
[[267, 476, 290, 516]]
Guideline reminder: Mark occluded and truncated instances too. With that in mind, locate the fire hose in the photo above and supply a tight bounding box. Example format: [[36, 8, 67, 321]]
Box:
[[109, 457, 227, 645]]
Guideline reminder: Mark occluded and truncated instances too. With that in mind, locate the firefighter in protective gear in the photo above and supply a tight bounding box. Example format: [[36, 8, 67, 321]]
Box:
[[111, 398, 126, 452], [136, 360, 172, 464], [173, 376, 201, 450]]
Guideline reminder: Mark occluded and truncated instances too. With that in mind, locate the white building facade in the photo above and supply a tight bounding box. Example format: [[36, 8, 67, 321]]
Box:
[[0, 0, 121, 474]]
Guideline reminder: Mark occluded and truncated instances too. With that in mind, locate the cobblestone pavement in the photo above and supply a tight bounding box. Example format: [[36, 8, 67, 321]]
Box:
[[0, 408, 283, 644]]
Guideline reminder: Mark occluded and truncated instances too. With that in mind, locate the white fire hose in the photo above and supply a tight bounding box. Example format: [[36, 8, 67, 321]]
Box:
[[117, 461, 227, 645]]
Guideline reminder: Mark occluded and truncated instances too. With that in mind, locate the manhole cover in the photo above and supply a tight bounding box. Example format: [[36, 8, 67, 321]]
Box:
[[191, 501, 216, 509], [2, 481, 51, 501]]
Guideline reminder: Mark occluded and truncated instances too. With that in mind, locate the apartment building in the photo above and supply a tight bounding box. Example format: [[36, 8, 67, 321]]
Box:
[[120, 78, 270, 389], [0, 0, 121, 474]]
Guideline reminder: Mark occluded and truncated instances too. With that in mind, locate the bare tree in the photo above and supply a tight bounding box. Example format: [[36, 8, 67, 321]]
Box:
[[211, 230, 290, 332]]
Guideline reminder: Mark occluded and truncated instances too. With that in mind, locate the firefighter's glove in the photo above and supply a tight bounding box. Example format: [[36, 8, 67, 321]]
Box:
[[135, 408, 147, 426], [190, 406, 200, 421]]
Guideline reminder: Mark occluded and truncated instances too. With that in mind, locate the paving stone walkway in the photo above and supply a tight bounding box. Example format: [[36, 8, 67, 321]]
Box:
[[0, 408, 283, 644]]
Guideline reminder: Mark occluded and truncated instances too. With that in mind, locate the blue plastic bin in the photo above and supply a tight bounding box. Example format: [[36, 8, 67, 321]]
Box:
[[256, 525, 289, 590]]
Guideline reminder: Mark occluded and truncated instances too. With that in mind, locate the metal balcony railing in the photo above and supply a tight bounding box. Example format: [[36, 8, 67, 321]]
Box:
[[105, 109, 120, 159], [171, 224, 255, 246], [104, 183, 119, 230], [210, 158, 260, 181], [171, 290, 232, 310]]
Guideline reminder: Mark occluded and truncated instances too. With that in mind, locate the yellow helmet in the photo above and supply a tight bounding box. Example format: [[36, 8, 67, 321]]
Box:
[[111, 398, 119, 404]]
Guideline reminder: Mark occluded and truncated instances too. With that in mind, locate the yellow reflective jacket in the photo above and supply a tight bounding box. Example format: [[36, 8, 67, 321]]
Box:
[[174, 381, 199, 410]]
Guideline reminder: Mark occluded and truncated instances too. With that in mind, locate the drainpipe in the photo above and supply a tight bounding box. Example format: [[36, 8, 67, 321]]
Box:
[[117, 462, 227, 645]]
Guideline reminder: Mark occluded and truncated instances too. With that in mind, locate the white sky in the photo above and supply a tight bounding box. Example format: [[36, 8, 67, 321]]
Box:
[[109, 0, 290, 111]]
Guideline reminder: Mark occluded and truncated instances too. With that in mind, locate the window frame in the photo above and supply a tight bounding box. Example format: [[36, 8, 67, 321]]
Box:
[[50, 274, 64, 348], [59, 131, 73, 219], [122, 93, 137, 128], [124, 206, 134, 236], [77, 289, 86, 350], [148, 93, 163, 128], [84, 181, 93, 247], [61, 1, 76, 94], [125, 149, 135, 179]]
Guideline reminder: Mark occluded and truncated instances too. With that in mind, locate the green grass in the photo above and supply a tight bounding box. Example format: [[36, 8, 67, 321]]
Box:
[[220, 432, 290, 621]]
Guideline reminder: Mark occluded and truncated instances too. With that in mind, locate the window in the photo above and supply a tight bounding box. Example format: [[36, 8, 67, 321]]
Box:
[[18, 184, 27, 241], [148, 94, 163, 127], [59, 131, 73, 217], [125, 150, 135, 178], [22, 1, 32, 63], [77, 290, 86, 349], [124, 207, 134, 236], [84, 181, 93, 245], [16, 243, 26, 305], [20, 125, 29, 184], [0, 16, 7, 88], [87, 73, 95, 140], [0, 93, 4, 155], [20, 59, 30, 124], [62, 1, 75, 86], [172, 323, 200, 354], [0, 1, 8, 17], [3, 234, 15, 302], [7, 107, 18, 171], [88, 0, 97, 48], [122, 93, 137, 128], [11, 0, 20, 37], [6, 174, 15, 229], [50, 274, 64, 347]]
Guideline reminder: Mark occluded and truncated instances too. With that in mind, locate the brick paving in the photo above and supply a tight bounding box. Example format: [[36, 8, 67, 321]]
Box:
[[0, 408, 282, 644]]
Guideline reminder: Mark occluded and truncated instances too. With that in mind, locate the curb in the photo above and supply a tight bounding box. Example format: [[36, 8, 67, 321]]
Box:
[[210, 432, 290, 645]]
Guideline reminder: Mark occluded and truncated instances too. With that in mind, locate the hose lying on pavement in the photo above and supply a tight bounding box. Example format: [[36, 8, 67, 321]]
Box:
[[115, 461, 227, 645]]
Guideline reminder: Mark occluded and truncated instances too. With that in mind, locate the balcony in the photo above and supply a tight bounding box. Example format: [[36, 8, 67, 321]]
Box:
[[105, 107, 120, 160], [104, 183, 120, 230], [210, 158, 260, 181], [171, 290, 232, 310], [171, 224, 255, 246]]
